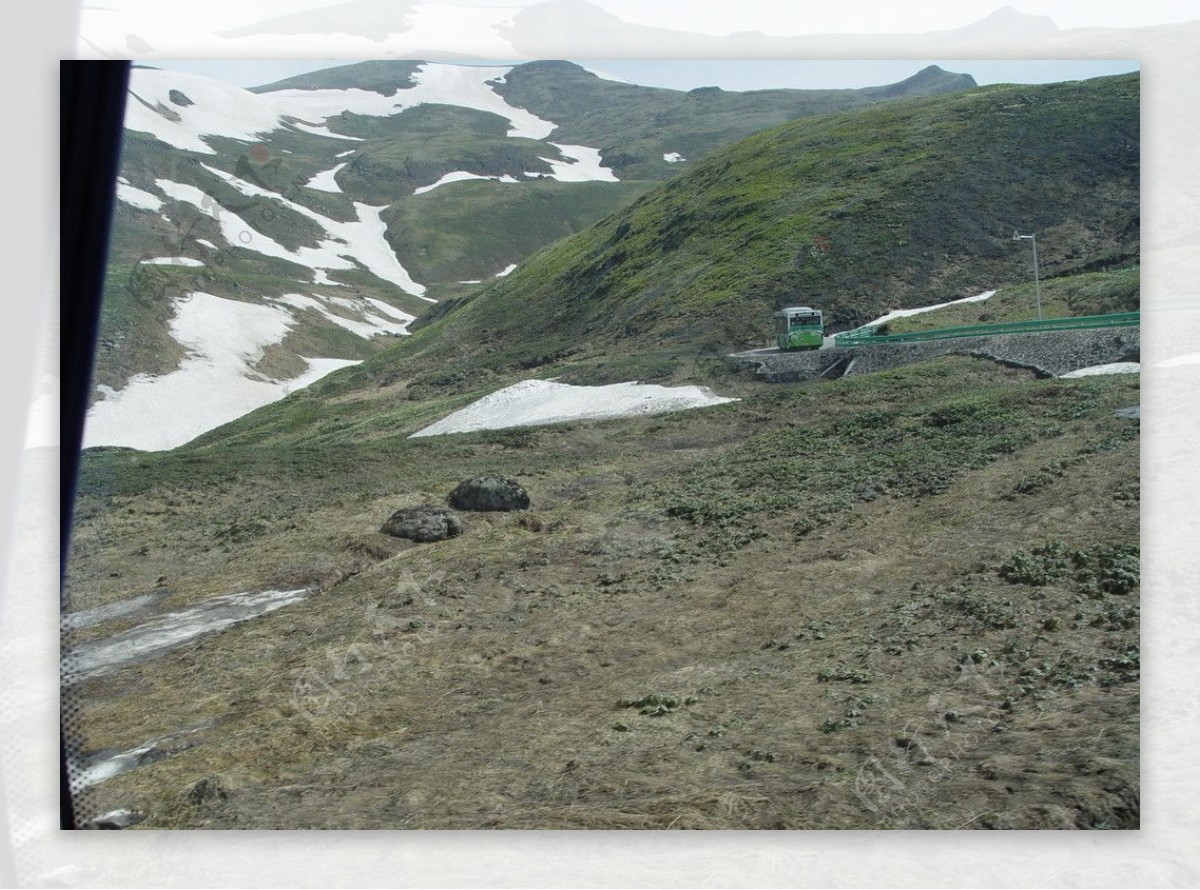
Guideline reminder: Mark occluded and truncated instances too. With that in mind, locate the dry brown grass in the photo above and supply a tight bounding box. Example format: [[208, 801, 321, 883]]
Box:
[[66, 357, 1139, 830]]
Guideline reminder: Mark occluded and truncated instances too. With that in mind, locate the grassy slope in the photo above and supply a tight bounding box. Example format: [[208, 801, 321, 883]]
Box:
[[880, 266, 1140, 334], [390, 179, 652, 284], [67, 357, 1139, 829], [278, 72, 1139, 399], [490, 61, 976, 181]]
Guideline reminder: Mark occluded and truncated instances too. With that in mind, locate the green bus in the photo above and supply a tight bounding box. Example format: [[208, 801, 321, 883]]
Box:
[[775, 306, 824, 350]]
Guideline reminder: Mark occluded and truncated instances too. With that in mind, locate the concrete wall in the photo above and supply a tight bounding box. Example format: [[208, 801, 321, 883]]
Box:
[[730, 326, 1140, 383]]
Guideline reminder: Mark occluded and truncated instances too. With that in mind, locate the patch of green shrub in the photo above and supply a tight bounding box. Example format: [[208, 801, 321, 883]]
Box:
[[999, 542, 1072, 586]]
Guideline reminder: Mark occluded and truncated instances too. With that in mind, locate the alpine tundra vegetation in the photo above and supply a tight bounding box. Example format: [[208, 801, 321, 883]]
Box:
[[65, 63, 1139, 830]]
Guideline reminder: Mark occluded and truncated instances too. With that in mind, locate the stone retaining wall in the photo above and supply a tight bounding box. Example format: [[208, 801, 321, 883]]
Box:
[[730, 326, 1140, 383]]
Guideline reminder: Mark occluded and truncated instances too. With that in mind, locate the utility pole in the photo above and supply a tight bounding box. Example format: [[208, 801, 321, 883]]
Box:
[[1013, 231, 1042, 320]]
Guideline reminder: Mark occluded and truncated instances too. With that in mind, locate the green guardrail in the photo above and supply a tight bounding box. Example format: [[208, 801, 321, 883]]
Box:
[[833, 311, 1140, 348]]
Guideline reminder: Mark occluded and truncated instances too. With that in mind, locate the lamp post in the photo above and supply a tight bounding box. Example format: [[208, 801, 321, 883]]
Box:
[[1013, 231, 1042, 320]]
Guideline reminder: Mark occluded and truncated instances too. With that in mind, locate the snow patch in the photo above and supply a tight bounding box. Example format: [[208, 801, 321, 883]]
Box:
[[530, 143, 619, 182], [72, 725, 213, 788], [864, 291, 993, 328], [1060, 362, 1140, 378], [125, 68, 285, 154], [663, 152, 686, 163], [413, 170, 520, 195], [863, 290, 996, 328], [411, 379, 737, 438], [285, 119, 364, 141], [303, 162, 347, 193], [156, 177, 305, 265], [495, 263, 518, 277], [116, 181, 164, 211], [406, 63, 554, 139], [312, 268, 345, 286], [139, 256, 204, 267], [163, 168, 428, 297], [272, 292, 413, 338], [83, 292, 361, 451], [340, 201, 428, 297], [124, 64, 553, 155], [364, 297, 417, 324], [263, 62, 554, 140], [336, 150, 356, 158]]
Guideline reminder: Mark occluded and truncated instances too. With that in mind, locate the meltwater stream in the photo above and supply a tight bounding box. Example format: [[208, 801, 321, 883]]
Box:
[[63, 587, 311, 684]]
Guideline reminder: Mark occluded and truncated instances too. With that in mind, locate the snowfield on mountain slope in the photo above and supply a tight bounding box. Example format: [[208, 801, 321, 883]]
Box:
[[154, 173, 429, 299], [531, 143, 619, 182], [123, 66, 619, 185], [303, 162, 348, 192], [83, 292, 364, 451], [124, 69, 344, 153], [272, 293, 413, 339], [414, 171, 521, 195], [125, 64, 550, 152], [115, 177, 165, 212], [199, 162, 432, 297], [410, 379, 738, 438], [138, 256, 205, 267]]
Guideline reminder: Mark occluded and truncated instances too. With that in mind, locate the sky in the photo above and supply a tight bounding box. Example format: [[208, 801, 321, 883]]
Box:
[[85, 0, 1200, 36], [150, 58, 1140, 92]]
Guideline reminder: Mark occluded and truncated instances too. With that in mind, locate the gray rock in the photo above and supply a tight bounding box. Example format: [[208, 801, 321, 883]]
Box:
[[448, 475, 531, 512], [381, 505, 463, 542]]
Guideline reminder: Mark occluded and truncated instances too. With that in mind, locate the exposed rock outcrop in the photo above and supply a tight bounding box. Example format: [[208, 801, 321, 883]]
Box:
[[381, 505, 463, 542], [448, 475, 531, 512]]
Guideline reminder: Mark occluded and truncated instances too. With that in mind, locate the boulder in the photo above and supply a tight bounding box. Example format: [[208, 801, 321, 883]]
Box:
[[381, 505, 463, 542], [448, 475, 531, 512]]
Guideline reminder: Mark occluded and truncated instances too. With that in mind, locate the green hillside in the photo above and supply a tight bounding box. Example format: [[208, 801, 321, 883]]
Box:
[[489, 61, 977, 181], [331, 72, 1139, 390]]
